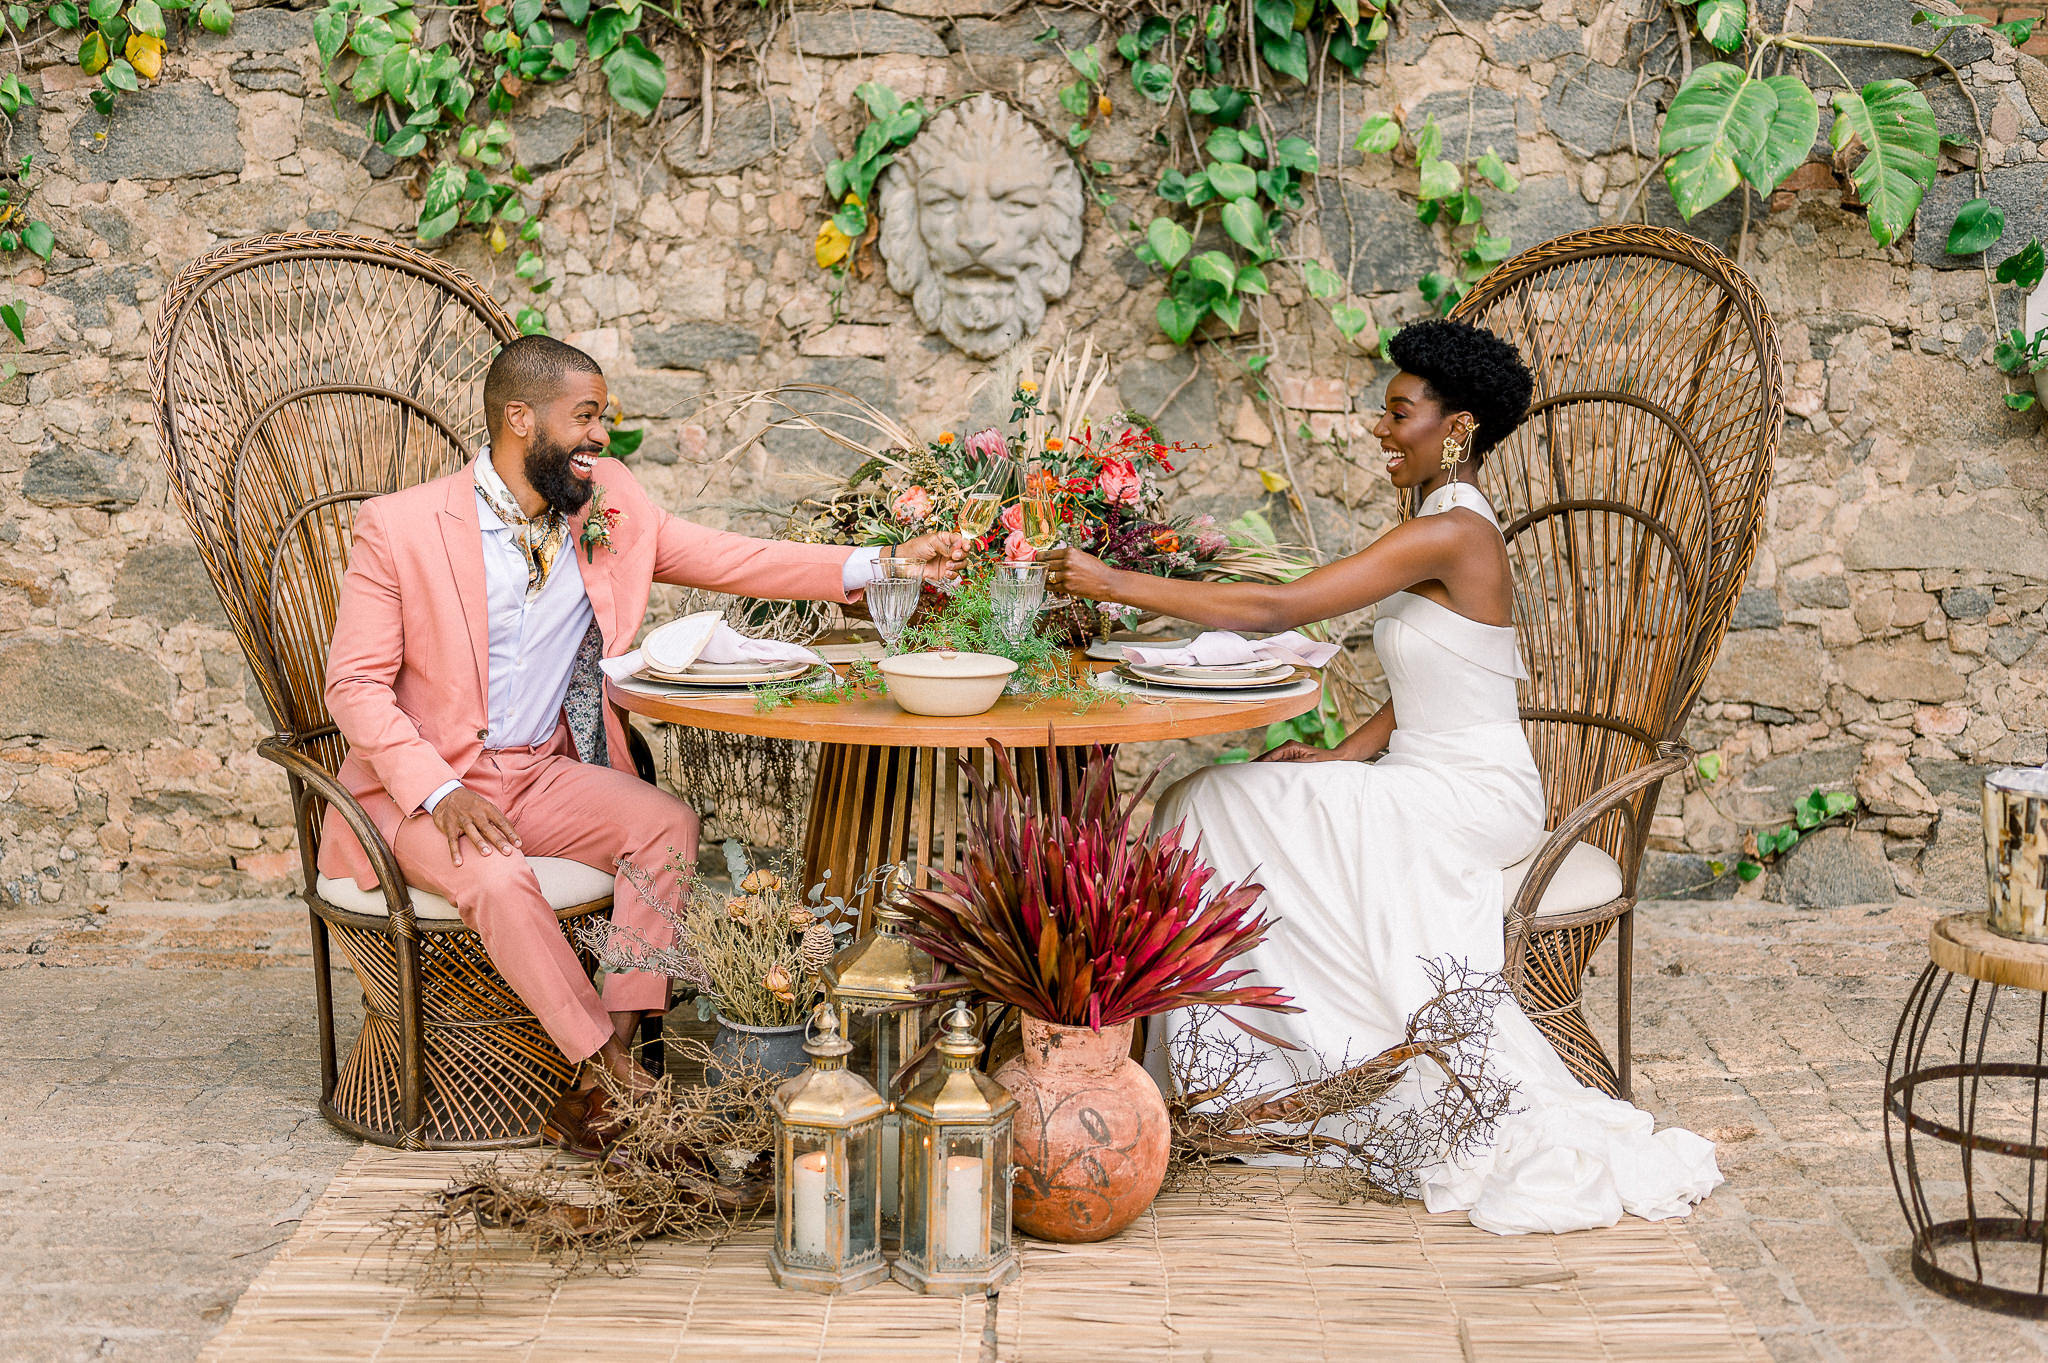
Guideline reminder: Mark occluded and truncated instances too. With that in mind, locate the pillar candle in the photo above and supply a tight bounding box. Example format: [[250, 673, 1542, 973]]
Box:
[[881, 1115, 900, 1223], [792, 1150, 830, 1259], [942, 1154, 984, 1261]]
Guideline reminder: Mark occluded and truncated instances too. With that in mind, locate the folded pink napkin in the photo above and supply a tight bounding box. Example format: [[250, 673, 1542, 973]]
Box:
[[1121, 630, 1340, 669]]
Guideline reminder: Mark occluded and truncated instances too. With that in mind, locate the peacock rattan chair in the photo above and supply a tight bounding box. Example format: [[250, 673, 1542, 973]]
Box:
[[1446, 225, 1781, 1099], [148, 231, 649, 1148]]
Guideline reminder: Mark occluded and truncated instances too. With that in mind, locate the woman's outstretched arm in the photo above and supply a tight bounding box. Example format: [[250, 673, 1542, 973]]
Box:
[[1259, 700, 1395, 764], [1042, 514, 1473, 633]]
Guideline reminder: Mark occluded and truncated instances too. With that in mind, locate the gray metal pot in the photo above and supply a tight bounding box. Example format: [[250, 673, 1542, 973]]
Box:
[[707, 1015, 812, 1085]]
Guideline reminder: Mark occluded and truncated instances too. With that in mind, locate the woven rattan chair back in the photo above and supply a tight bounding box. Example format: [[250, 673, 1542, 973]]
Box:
[[150, 232, 516, 782], [1450, 225, 1780, 869], [147, 233, 602, 1150]]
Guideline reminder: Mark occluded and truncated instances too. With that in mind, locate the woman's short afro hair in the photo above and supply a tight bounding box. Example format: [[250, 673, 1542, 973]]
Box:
[[1385, 318, 1533, 460]]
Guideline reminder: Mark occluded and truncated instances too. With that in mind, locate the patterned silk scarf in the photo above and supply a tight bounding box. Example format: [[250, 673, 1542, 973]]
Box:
[[473, 463, 570, 602]]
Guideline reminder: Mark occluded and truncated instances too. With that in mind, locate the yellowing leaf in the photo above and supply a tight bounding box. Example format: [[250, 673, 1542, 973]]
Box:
[[488, 221, 509, 253], [1257, 467, 1291, 493], [1097, 94, 1112, 117], [815, 218, 851, 268], [124, 32, 163, 81]]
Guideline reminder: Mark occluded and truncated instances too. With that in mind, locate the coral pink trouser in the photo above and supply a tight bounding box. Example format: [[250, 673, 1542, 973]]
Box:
[[388, 724, 696, 1065]]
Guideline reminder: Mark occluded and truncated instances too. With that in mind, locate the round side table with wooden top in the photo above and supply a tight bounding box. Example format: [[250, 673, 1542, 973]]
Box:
[[1887, 912, 2048, 1318], [610, 674, 1321, 923]]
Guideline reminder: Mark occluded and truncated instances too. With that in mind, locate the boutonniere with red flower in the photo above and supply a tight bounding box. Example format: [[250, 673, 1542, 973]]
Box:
[[580, 485, 622, 561]]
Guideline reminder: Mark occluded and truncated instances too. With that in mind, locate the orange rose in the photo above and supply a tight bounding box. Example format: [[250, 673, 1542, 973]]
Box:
[[1045, 436, 1065, 452], [937, 431, 956, 445]]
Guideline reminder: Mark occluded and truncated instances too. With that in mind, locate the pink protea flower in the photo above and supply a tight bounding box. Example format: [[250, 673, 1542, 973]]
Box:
[[1194, 528, 1230, 558], [1096, 457, 1142, 507], [892, 485, 934, 524], [965, 427, 1008, 460]]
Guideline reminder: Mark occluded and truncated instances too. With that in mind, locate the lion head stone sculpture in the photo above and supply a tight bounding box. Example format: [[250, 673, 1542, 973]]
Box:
[[875, 94, 1085, 360]]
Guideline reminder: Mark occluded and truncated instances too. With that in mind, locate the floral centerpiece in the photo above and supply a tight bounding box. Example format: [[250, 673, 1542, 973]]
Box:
[[896, 741, 1297, 1242], [771, 337, 1284, 637]]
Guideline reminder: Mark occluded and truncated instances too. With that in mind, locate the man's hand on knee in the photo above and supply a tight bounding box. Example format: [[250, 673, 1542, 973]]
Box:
[[433, 787, 522, 866]]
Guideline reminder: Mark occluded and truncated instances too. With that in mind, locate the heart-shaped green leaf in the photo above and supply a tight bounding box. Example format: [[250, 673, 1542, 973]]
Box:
[[1146, 216, 1192, 270], [1188, 249, 1238, 294], [1831, 79, 1938, 247], [1353, 111, 1400, 154], [1695, 0, 1746, 51], [1301, 259, 1343, 298], [601, 34, 663, 118], [1997, 240, 2045, 288], [1736, 74, 1818, 193], [1219, 196, 1271, 257], [1206, 160, 1257, 200], [1156, 294, 1206, 345], [1947, 196, 2006, 255], [1661, 62, 1776, 219]]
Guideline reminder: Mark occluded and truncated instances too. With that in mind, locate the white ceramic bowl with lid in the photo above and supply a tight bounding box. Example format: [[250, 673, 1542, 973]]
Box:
[[877, 651, 1018, 717]]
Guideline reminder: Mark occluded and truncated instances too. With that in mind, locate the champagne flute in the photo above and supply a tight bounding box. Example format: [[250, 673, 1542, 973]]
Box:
[[1021, 465, 1068, 604], [957, 490, 1002, 541]]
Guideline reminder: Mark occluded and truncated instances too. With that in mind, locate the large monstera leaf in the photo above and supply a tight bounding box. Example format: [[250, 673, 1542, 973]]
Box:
[[1831, 79, 1939, 247], [1660, 63, 1777, 217]]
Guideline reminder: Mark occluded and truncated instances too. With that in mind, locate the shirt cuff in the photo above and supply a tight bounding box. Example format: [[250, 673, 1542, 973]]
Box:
[[841, 545, 884, 596], [422, 780, 463, 814]]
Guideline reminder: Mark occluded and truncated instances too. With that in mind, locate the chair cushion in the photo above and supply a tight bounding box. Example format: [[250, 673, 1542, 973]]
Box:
[[315, 857, 615, 922], [1501, 841, 1625, 919]]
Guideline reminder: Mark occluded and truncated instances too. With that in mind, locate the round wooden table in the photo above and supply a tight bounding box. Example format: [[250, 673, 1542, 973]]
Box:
[[612, 672, 1321, 923]]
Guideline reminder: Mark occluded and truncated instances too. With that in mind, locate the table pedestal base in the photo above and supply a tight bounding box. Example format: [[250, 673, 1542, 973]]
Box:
[[802, 743, 1094, 926]]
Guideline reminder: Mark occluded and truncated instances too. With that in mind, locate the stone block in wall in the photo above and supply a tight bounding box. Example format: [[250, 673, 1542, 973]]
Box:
[[662, 98, 799, 178], [1803, 0, 1991, 85], [512, 105, 591, 175], [790, 10, 946, 57], [1407, 87, 1522, 163], [1847, 495, 2048, 578], [1768, 827, 1896, 906], [22, 446, 144, 510], [634, 322, 762, 370], [1728, 587, 1784, 631], [1942, 586, 1994, 620], [1439, 0, 1539, 18], [70, 82, 244, 183], [112, 543, 228, 627], [1490, 174, 1600, 248], [190, 6, 313, 52], [1706, 631, 1827, 713], [301, 109, 398, 179], [0, 638, 175, 748], [950, 14, 1100, 57], [1720, 747, 1861, 825], [1639, 852, 1738, 901], [1117, 352, 1218, 445], [1838, 643, 1968, 703], [187, 179, 311, 236], [1913, 163, 2048, 269], [1495, 21, 1582, 67], [229, 56, 305, 96], [759, 358, 899, 473], [46, 263, 151, 329], [1541, 60, 1657, 157], [1316, 180, 1440, 294], [882, 0, 1004, 14]]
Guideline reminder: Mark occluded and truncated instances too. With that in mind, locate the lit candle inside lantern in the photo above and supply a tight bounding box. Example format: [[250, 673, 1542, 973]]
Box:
[[881, 1118, 900, 1222], [792, 1150, 830, 1259], [942, 1154, 984, 1261]]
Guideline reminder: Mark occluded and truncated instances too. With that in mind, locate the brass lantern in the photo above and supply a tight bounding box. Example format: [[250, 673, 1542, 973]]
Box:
[[893, 1003, 1019, 1296], [826, 898, 971, 1232], [769, 1001, 889, 1294]]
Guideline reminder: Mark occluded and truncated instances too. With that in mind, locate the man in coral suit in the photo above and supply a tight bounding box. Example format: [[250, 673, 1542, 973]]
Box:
[[319, 335, 963, 1152]]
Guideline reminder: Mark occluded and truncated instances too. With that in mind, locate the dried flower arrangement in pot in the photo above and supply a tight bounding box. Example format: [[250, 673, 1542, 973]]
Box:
[[897, 743, 1297, 1243], [582, 843, 851, 1081]]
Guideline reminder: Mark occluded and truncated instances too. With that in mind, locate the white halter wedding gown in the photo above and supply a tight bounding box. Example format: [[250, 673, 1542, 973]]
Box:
[[1151, 481, 1721, 1235]]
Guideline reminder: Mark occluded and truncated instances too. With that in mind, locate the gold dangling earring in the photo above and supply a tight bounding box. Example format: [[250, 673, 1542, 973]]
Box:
[[1439, 421, 1473, 482]]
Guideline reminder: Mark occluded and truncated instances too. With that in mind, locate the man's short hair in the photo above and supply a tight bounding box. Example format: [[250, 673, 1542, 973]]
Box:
[[482, 335, 604, 440]]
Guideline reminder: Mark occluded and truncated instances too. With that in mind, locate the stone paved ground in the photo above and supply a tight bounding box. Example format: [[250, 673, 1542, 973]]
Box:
[[5, 896, 2048, 1361]]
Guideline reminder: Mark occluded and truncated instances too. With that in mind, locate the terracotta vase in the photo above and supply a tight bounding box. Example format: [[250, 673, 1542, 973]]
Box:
[[992, 1016, 1170, 1243]]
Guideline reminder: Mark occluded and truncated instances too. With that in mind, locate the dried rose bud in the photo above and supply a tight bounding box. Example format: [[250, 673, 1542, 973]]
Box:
[[740, 869, 782, 894], [763, 964, 796, 1003], [785, 905, 815, 930], [725, 896, 751, 920]]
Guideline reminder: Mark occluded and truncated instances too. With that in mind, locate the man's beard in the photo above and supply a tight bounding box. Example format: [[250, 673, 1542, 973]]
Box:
[[525, 429, 596, 517]]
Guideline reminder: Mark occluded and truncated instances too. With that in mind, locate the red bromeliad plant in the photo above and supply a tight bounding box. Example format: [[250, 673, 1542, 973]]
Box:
[[898, 742, 1299, 1040]]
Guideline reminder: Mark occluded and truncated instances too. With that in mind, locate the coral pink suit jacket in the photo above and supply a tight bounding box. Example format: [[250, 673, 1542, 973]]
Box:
[[317, 457, 856, 888]]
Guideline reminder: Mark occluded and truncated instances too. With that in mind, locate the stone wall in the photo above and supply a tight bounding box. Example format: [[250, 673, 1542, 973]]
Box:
[[3, 0, 2045, 910]]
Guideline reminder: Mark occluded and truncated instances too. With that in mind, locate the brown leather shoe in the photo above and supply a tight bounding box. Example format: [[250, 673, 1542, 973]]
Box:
[[541, 1082, 625, 1159]]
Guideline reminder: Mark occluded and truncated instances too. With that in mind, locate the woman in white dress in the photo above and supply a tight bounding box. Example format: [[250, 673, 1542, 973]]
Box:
[[1040, 320, 1720, 1235]]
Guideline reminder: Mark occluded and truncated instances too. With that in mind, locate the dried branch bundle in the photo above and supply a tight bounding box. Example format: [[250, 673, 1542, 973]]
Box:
[[579, 846, 839, 1027], [898, 741, 1300, 1033], [388, 1039, 781, 1293], [1164, 959, 1517, 1205]]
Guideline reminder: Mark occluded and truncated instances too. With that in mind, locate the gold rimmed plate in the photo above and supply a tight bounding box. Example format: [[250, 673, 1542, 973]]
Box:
[[638, 658, 817, 686], [1113, 661, 1310, 692]]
